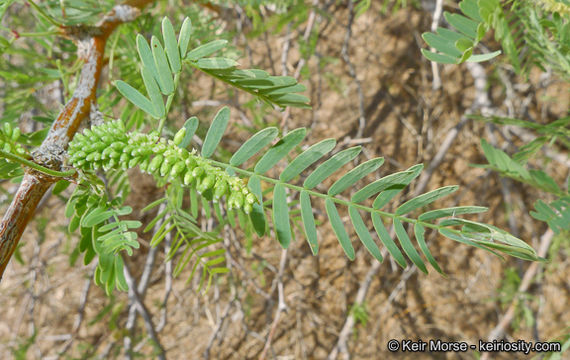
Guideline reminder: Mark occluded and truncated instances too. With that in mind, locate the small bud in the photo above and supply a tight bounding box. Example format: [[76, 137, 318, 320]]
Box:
[[213, 179, 228, 199], [11, 127, 20, 141], [192, 166, 204, 178], [183, 170, 195, 185], [149, 155, 164, 173], [170, 161, 185, 178], [243, 203, 252, 214], [173, 127, 186, 146], [160, 160, 173, 177], [246, 193, 257, 204]]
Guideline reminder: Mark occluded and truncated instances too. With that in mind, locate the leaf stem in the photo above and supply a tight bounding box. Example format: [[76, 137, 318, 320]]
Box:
[[208, 159, 439, 231], [157, 72, 181, 135], [27, 0, 63, 27], [0, 150, 75, 178]]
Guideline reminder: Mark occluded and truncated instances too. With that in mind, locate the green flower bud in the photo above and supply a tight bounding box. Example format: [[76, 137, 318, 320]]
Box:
[[213, 179, 228, 200], [149, 155, 164, 173], [11, 127, 20, 141], [243, 203, 252, 214], [197, 174, 215, 193], [86, 152, 97, 162], [3, 122, 12, 137], [164, 155, 177, 165], [119, 153, 130, 164], [109, 150, 121, 159], [183, 169, 195, 185], [128, 157, 141, 168], [170, 161, 185, 178], [173, 127, 186, 146], [139, 158, 149, 172], [192, 166, 204, 178], [111, 141, 125, 150], [160, 160, 173, 177], [245, 193, 257, 205]]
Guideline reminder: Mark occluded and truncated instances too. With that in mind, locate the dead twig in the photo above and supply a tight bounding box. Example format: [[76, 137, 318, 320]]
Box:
[[259, 248, 289, 360], [480, 229, 554, 360]]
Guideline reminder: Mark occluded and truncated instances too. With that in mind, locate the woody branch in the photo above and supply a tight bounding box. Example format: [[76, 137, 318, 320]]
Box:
[[0, 1, 153, 280]]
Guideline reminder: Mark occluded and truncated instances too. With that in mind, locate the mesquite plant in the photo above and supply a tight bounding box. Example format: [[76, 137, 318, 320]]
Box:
[[1, 14, 542, 294]]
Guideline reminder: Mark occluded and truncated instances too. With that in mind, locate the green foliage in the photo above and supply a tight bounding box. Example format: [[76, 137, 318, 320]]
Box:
[[421, 0, 570, 80], [472, 133, 569, 234], [116, 16, 309, 118], [142, 186, 230, 293], [421, 0, 501, 64], [1, 15, 544, 296]]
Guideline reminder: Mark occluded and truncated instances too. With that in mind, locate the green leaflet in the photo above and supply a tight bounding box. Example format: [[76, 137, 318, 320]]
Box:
[[254, 128, 307, 174], [304, 146, 361, 190], [480, 139, 531, 179], [349, 206, 383, 262], [248, 176, 266, 237], [202, 107, 230, 158], [373, 164, 423, 209], [329, 157, 384, 196], [262, 84, 306, 96], [418, 206, 488, 221], [196, 57, 238, 69], [273, 184, 291, 248], [114, 256, 128, 291], [177, 117, 199, 149], [444, 13, 478, 39], [280, 138, 336, 182], [249, 203, 267, 237], [151, 36, 174, 95], [178, 17, 192, 58], [325, 198, 354, 260], [423, 32, 463, 57], [140, 67, 165, 118], [371, 213, 406, 268], [396, 185, 459, 215], [162, 17, 181, 73], [393, 218, 427, 274], [421, 49, 458, 64], [273, 93, 311, 109], [230, 127, 279, 166], [136, 34, 160, 87], [238, 75, 296, 89], [460, 0, 483, 22], [300, 191, 318, 255], [414, 224, 444, 275], [81, 207, 114, 227], [186, 40, 228, 61], [114, 81, 159, 118], [352, 164, 422, 204]]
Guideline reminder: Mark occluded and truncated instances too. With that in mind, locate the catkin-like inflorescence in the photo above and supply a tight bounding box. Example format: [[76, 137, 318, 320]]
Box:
[[68, 120, 256, 213]]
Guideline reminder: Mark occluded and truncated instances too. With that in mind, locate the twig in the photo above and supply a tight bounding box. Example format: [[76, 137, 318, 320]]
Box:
[[124, 203, 167, 357], [156, 228, 173, 333], [415, 62, 492, 193], [480, 229, 554, 360], [122, 258, 166, 360], [259, 248, 289, 360], [280, 0, 320, 129], [341, 0, 366, 138], [429, 0, 444, 90], [0, 1, 152, 281]]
